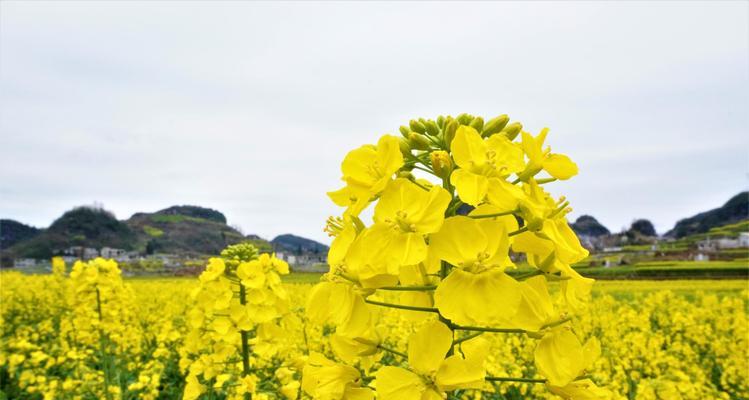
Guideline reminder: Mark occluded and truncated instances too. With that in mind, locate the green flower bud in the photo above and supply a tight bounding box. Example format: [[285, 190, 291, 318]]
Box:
[[398, 137, 412, 156], [501, 122, 523, 141], [409, 119, 426, 134], [443, 120, 458, 150], [456, 113, 473, 125], [436, 115, 445, 129], [482, 114, 509, 137], [425, 120, 440, 136], [399, 125, 411, 138], [469, 116, 484, 133], [408, 132, 431, 150]]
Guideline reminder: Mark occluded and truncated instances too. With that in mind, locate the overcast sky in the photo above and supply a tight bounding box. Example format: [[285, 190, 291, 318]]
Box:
[[1, 1, 747, 243]]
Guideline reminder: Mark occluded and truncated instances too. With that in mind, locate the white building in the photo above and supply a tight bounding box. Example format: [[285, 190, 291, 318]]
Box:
[[697, 235, 749, 251], [14, 258, 36, 268], [101, 247, 127, 259]]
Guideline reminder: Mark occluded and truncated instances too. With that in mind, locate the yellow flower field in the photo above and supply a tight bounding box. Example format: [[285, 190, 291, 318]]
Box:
[[1, 269, 746, 400]]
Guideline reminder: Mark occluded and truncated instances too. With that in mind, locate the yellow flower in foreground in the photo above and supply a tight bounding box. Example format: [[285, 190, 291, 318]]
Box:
[[330, 330, 380, 364], [371, 178, 451, 266], [376, 320, 485, 399], [535, 326, 600, 387], [431, 216, 521, 325], [237, 262, 265, 289], [199, 258, 226, 283], [302, 352, 373, 400], [306, 282, 371, 336], [510, 275, 556, 331], [548, 379, 612, 400], [328, 134, 404, 216], [520, 128, 578, 181], [449, 125, 524, 206]]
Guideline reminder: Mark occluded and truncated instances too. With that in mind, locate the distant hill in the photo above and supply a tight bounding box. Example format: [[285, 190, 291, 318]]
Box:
[[152, 205, 227, 224], [3, 205, 250, 259], [5, 206, 137, 259], [0, 219, 41, 250], [571, 215, 610, 237], [272, 234, 329, 255], [629, 219, 657, 237], [666, 192, 749, 238], [126, 205, 244, 255]]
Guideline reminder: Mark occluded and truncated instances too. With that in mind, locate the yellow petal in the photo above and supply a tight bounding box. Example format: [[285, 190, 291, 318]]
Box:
[[327, 185, 371, 217], [450, 169, 488, 206], [451, 125, 487, 169], [302, 352, 362, 399], [330, 333, 379, 364], [583, 337, 601, 371], [534, 327, 585, 387], [521, 131, 544, 165], [346, 225, 402, 285], [547, 379, 612, 400], [509, 275, 555, 331], [399, 265, 433, 322], [408, 320, 453, 375], [459, 336, 490, 366], [558, 263, 595, 312], [374, 178, 450, 235], [429, 216, 487, 268], [543, 153, 578, 180], [375, 366, 425, 400], [485, 177, 525, 212], [306, 282, 333, 325], [345, 387, 375, 400], [436, 355, 486, 391], [485, 134, 525, 175], [434, 269, 522, 326]]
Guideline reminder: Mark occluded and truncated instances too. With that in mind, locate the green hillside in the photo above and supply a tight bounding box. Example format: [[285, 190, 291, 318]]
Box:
[[5, 207, 137, 259]]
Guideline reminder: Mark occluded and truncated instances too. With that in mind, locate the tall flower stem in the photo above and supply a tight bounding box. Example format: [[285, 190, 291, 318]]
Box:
[[238, 284, 252, 400], [486, 376, 547, 383], [377, 285, 436, 291], [364, 299, 439, 313], [95, 288, 113, 400]]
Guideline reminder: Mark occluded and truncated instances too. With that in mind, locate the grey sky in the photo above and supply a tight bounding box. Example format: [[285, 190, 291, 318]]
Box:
[[1, 1, 747, 243]]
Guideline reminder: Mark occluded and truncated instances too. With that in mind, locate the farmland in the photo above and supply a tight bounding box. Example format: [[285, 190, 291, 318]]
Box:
[[1, 267, 746, 399]]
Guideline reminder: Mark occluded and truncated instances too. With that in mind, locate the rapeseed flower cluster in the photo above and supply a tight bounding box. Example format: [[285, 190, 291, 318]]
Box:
[[1, 270, 747, 399], [180, 243, 303, 400], [0, 258, 175, 400], [305, 114, 608, 399]]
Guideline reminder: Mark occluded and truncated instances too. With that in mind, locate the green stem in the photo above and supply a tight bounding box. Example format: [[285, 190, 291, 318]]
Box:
[[536, 177, 557, 185], [469, 209, 517, 219], [541, 317, 572, 330], [453, 331, 484, 345], [411, 179, 431, 192], [377, 344, 408, 359], [238, 284, 252, 400], [95, 288, 113, 400], [364, 299, 440, 313], [412, 165, 435, 174], [512, 270, 544, 281], [450, 323, 527, 334], [508, 226, 528, 237], [446, 200, 464, 216], [377, 285, 437, 291]]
